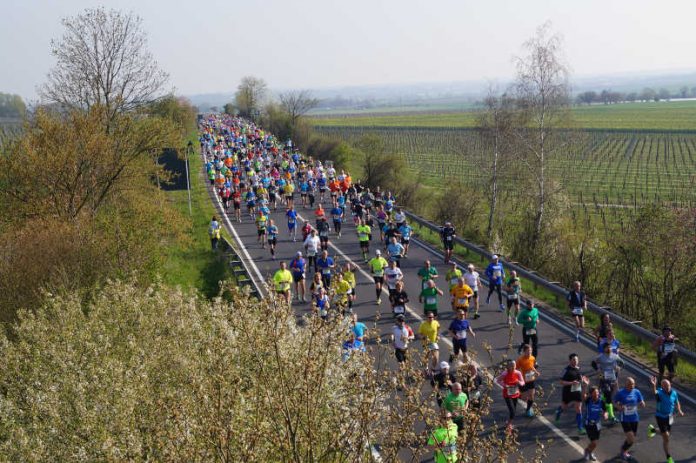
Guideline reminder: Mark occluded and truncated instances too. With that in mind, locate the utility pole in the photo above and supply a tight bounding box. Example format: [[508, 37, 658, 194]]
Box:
[[185, 140, 193, 215]]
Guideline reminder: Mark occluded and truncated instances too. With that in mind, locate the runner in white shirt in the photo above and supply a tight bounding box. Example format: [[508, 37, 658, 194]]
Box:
[[392, 314, 414, 370], [384, 260, 404, 304], [303, 229, 321, 273], [464, 264, 482, 319]]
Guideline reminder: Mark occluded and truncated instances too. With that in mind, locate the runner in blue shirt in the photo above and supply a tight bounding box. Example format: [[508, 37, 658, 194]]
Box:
[[267, 220, 279, 259], [398, 221, 412, 257], [286, 206, 298, 241], [485, 255, 506, 311], [582, 384, 607, 462], [331, 205, 344, 238], [350, 313, 368, 342], [289, 251, 306, 302], [647, 376, 684, 463], [613, 377, 645, 461], [386, 236, 405, 267], [316, 250, 335, 287]]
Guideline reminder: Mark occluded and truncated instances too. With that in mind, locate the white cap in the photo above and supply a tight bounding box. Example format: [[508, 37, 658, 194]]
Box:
[[375, 250, 381, 255], [440, 361, 450, 370], [492, 254, 499, 260], [296, 251, 302, 256]]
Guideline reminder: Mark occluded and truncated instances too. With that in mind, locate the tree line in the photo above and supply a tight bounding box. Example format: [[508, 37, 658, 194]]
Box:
[[575, 86, 696, 105]]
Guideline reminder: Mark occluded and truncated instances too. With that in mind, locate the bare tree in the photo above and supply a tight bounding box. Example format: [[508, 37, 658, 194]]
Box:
[[476, 86, 514, 244], [513, 22, 571, 256], [40, 7, 169, 125], [279, 90, 318, 133], [235, 76, 267, 119]]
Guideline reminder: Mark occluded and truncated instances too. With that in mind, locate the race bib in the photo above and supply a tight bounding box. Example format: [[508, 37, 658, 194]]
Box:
[[457, 298, 468, 306], [425, 296, 437, 305], [456, 330, 467, 339], [446, 236, 452, 241], [321, 268, 331, 275], [450, 278, 459, 285], [508, 294, 518, 300], [524, 371, 536, 382], [623, 405, 637, 416], [572, 307, 584, 316], [422, 281, 429, 290], [663, 343, 675, 354], [373, 269, 384, 277], [571, 383, 582, 392], [394, 306, 405, 314], [442, 443, 457, 457], [525, 328, 537, 335], [506, 385, 519, 396], [669, 415, 674, 425], [359, 233, 368, 240], [493, 270, 501, 278], [603, 369, 616, 381], [307, 250, 316, 257]]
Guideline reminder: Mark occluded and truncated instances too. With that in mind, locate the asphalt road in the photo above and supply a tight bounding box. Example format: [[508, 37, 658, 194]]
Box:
[[207, 177, 696, 463]]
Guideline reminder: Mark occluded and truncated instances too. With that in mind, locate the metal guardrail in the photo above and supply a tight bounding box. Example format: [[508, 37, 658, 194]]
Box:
[[219, 237, 261, 299], [403, 210, 696, 365]]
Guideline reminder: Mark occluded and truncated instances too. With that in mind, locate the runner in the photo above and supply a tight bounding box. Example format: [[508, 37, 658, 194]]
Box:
[[343, 263, 357, 311], [398, 219, 412, 256], [289, 251, 306, 302], [495, 360, 525, 430], [598, 328, 620, 355], [273, 261, 293, 304], [555, 353, 588, 435], [442, 382, 469, 433], [255, 210, 268, 248], [591, 341, 623, 424], [445, 262, 463, 309], [463, 264, 482, 319], [516, 344, 541, 417], [450, 277, 474, 318], [392, 314, 414, 370], [505, 270, 522, 325], [303, 229, 321, 273], [427, 411, 458, 463], [440, 221, 456, 264], [332, 272, 352, 315], [391, 280, 409, 317], [313, 286, 330, 319], [417, 260, 439, 291], [595, 313, 613, 350], [432, 361, 457, 407], [286, 205, 298, 242], [384, 259, 404, 303], [283, 178, 295, 208], [350, 313, 368, 343], [330, 203, 343, 238], [653, 326, 678, 382], [614, 377, 646, 461], [316, 217, 331, 251], [266, 219, 278, 259], [356, 218, 372, 263], [485, 255, 505, 311], [367, 250, 388, 304], [420, 280, 444, 317], [232, 188, 242, 222], [386, 236, 405, 267], [582, 385, 608, 462], [567, 281, 588, 342], [316, 250, 335, 288], [419, 313, 441, 377], [647, 376, 684, 463], [309, 272, 324, 299], [517, 299, 540, 358], [448, 308, 475, 363]]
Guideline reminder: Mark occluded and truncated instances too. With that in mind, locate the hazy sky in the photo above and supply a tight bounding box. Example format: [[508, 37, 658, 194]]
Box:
[[2, 0, 696, 99]]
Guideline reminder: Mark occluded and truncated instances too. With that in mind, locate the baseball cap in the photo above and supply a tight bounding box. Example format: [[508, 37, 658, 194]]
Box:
[[375, 250, 381, 255], [467, 264, 474, 270], [296, 251, 302, 256], [492, 254, 499, 259], [440, 361, 450, 370]]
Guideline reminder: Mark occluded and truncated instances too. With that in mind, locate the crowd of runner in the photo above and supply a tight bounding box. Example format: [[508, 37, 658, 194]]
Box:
[[201, 115, 684, 463]]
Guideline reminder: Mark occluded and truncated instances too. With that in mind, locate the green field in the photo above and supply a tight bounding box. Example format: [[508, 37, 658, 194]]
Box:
[[310, 100, 696, 131], [316, 126, 696, 208]]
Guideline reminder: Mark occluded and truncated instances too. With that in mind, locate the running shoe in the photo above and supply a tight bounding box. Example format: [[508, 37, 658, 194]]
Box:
[[647, 424, 656, 438]]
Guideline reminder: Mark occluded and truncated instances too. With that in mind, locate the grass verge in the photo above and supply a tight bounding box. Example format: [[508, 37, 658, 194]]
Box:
[[161, 135, 236, 298]]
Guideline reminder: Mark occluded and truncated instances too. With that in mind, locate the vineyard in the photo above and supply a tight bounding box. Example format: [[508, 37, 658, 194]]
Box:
[[316, 126, 696, 209]]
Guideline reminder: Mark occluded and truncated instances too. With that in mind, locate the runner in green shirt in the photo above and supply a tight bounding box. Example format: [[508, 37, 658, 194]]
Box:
[[517, 299, 540, 357], [417, 260, 439, 291], [356, 218, 372, 262], [367, 250, 388, 304], [428, 412, 458, 463], [420, 280, 444, 316], [442, 382, 469, 432]]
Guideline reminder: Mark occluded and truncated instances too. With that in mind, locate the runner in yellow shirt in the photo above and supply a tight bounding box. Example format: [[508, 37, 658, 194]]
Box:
[[419, 313, 441, 377], [273, 261, 293, 304], [368, 250, 388, 304], [450, 277, 474, 317], [445, 262, 462, 309]]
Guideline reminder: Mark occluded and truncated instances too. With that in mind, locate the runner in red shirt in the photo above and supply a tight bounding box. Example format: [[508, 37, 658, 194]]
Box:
[[495, 360, 525, 430]]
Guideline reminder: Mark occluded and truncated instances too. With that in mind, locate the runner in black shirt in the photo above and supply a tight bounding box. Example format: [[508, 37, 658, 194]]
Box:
[[440, 222, 456, 264], [555, 353, 588, 435]]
